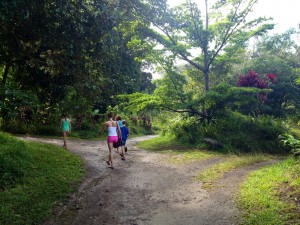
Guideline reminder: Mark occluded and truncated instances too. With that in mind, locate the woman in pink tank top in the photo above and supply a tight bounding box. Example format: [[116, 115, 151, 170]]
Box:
[[96, 112, 121, 169]]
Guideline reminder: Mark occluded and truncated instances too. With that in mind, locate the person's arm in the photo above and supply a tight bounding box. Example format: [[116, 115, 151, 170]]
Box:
[[117, 123, 122, 139], [96, 123, 107, 137], [69, 119, 72, 133]]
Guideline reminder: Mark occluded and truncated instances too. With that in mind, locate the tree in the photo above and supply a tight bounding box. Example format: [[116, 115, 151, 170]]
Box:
[[0, 0, 149, 130], [125, 0, 273, 92], [116, 0, 273, 120], [236, 30, 300, 118], [140, 72, 156, 93]]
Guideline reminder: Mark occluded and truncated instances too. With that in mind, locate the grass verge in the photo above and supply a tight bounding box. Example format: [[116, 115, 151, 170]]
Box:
[[137, 135, 194, 151], [137, 135, 216, 163], [166, 150, 215, 164], [196, 154, 274, 189], [0, 132, 84, 225], [238, 158, 300, 225]]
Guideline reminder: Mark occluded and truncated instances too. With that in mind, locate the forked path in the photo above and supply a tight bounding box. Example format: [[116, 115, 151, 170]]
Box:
[[21, 136, 276, 225]]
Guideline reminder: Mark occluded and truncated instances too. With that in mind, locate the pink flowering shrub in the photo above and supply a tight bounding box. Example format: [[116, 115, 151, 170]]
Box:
[[237, 70, 260, 87], [237, 70, 276, 88], [237, 70, 277, 102]]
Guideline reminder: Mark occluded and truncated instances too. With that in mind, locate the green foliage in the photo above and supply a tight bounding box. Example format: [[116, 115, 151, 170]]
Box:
[[209, 112, 288, 153], [1, 0, 153, 134], [295, 77, 300, 85], [163, 114, 199, 144], [239, 158, 300, 224], [118, 92, 162, 113], [33, 124, 59, 136], [1, 120, 32, 134], [0, 85, 39, 122], [129, 125, 154, 136], [161, 111, 288, 154], [278, 133, 300, 157], [130, 0, 273, 91], [235, 30, 300, 118], [0, 132, 84, 225]]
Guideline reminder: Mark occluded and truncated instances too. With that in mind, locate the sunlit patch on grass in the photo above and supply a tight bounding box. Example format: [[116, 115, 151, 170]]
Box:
[[137, 135, 192, 151], [137, 135, 218, 164]]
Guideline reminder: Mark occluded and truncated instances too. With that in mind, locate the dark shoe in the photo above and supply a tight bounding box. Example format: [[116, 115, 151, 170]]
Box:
[[125, 147, 127, 152]]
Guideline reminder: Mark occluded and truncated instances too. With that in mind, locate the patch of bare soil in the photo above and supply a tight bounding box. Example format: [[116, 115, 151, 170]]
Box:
[[277, 182, 300, 224], [20, 136, 278, 225]]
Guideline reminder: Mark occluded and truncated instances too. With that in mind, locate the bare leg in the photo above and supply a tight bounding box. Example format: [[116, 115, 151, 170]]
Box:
[[63, 131, 67, 148], [120, 146, 125, 160], [107, 142, 114, 168]]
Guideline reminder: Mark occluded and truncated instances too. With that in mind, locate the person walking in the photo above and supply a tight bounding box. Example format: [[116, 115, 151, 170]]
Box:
[[120, 120, 130, 155], [96, 112, 122, 169], [114, 115, 123, 153], [60, 113, 71, 149], [115, 115, 123, 128]]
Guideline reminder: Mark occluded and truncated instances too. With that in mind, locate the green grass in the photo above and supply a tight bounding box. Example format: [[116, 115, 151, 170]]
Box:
[[196, 154, 274, 189], [166, 150, 215, 164], [239, 158, 300, 225], [137, 135, 193, 151], [0, 132, 84, 225], [137, 135, 215, 163]]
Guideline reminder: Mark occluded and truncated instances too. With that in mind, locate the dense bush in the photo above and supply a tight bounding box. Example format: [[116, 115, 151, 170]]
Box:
[[163, 112, 289, 154], [1, 120, 30, 134], [33, 124, 59, 136], [163, 116, 199, 144], [212, 112, 289, 153]]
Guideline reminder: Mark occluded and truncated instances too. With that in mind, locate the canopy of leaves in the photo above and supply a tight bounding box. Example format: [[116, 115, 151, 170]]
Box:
[[0, 0, 152, 121], [124, 0, 274, 91]]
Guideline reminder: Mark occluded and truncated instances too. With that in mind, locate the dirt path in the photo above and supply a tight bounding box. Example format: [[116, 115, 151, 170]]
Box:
[[21, 136, 276, 225]]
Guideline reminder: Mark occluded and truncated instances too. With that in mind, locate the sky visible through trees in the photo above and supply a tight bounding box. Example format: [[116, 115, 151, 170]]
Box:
[[167, 0, 300, 34], [145, 0, 300, 79]]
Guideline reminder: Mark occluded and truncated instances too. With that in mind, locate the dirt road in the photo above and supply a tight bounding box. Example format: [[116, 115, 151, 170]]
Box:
[[20, 136, 273, 225]]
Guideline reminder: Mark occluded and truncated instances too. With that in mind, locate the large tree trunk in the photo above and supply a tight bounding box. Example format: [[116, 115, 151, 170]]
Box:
[[204, 69, 210, 92], [203, 0, 210, 92]]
